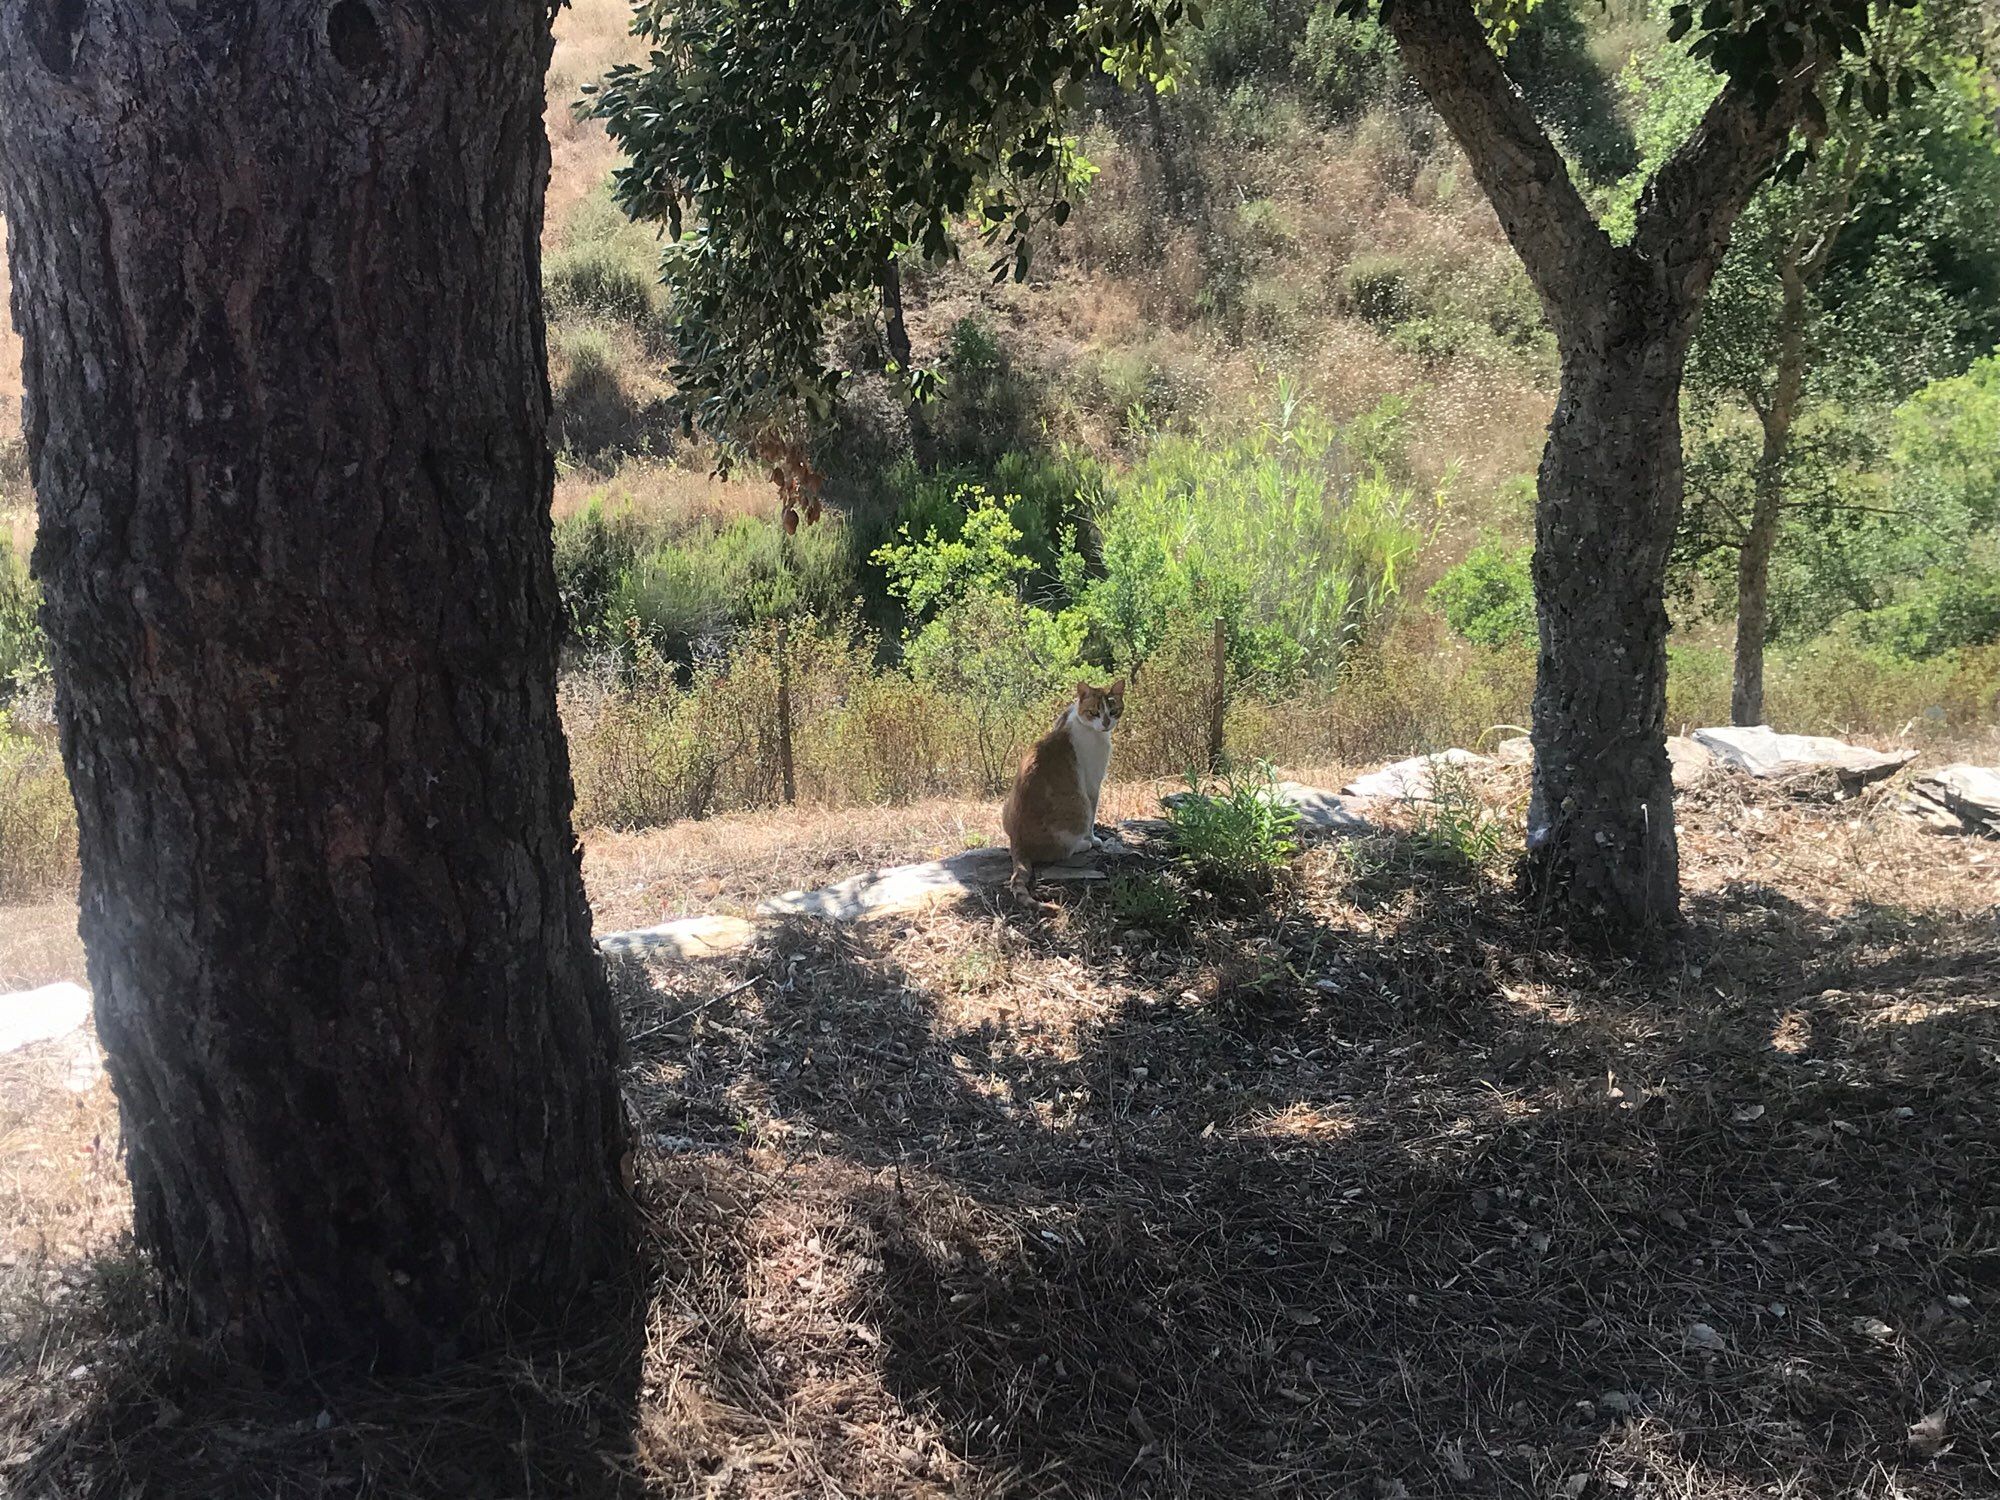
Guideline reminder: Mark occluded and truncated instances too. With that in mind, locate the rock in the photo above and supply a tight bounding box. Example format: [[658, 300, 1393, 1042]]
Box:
[[1270, 782, 1375, 833], [1667, 735, 1716, 789], [597, 914, 757, 960], [1342, 749, 1487, 802], [757, 846, 1023, 923], [1904, 764, 2000, 836], [0, 981, 92, 1056], [1494, 736, 1534, 765], [1161, 782, 1373, 834], [1692, 725, 1914, 789]]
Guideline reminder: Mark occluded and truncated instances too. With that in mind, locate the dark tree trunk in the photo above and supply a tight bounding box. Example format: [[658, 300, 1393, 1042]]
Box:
[[1525, 281, 1691, 931], [1732, 257, 1809, 727], [1385, 0, 1815, 936], [1146, 81, 1185, 216], [879, 258, 931, 463], [880, 260, 914, 376], [0, 0, 631, 1372]]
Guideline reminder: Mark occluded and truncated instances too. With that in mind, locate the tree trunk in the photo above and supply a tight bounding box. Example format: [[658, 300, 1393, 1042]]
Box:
[[880, 260, 914, 376], [1522, 272, 1691, 934], [1732, 257, 1809, 727], [0, 0, 631, 1373], [1146, 82, 1185, 216], [1383, 0, 1813, 938]]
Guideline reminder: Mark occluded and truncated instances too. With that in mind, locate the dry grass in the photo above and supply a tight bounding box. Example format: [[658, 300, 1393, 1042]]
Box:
[[1, 768, 1996, 1498], [545, 0, 646, 252]]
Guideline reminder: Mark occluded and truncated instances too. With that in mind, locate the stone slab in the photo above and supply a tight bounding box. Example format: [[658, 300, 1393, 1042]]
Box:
[[598, 914, 757, 960], [1692, 725, 1914, 786], [0, 981, 91, 1055], [1341, 750, 1487, 802], [1904, 763, 2000, 837]]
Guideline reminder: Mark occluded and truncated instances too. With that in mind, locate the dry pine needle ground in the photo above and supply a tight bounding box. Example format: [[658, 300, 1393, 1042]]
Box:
[[0, 764, 1995, 1498]]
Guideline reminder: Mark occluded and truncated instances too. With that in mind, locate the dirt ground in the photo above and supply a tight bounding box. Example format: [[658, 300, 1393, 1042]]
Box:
[[0, 762, 1996, 1498]]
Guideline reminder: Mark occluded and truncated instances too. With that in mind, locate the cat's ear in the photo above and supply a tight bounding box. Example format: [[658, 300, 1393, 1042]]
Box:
[[1109, 677, 1126, 695], [1075, 681, 1090, 697]]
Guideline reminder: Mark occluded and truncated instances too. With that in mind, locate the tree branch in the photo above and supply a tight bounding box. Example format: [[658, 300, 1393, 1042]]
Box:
[[1632, 57, 1825, 312], [1383, 0, 1615, 329]]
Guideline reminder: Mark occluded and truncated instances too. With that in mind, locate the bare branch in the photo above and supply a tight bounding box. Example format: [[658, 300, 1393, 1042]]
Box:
[[1632, 58, 1826, 311], [1383, 0, 1615, 331]]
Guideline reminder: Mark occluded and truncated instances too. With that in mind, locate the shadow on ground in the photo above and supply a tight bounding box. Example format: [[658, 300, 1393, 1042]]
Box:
[[5, 826, 1995, 1497]]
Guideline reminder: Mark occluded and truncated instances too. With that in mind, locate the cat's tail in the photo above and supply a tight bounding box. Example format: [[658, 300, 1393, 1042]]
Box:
[[1008, 850, 1034, 895]]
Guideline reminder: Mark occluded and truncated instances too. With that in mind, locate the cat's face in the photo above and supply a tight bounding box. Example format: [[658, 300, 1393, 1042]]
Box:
[[1075, 679, 1125, 732]]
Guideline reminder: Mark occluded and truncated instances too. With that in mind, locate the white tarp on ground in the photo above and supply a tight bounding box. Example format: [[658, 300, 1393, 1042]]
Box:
[[0, 980, 90, 1055], [1904, 764, 2000, 837], [1341, 749, 1487, 802], [1692, 725, 1914, 786]]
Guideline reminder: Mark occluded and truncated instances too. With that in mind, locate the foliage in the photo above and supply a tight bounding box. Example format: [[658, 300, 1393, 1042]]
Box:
[[1164, 761, 1302, 897], [1428, 541, 1536, 648], [588, 0, 1187, 440], [586, 0, 1890, 445], [1105, 870, 1192, 928], [873, 489, 1037, 628], [1075, 392, 1434, 683], [1411, 755, 1511, 869], [0, 541, 45, 696], [556, 505, 857, 663]]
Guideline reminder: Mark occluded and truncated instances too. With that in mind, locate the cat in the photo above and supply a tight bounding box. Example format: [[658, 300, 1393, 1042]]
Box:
[[1001, 679, 1125, 892]]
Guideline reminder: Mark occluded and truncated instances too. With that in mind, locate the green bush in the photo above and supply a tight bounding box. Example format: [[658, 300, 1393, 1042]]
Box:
[[0, 541, 46, 695], [1297, 5, 1403, 120], [553, 499, 645, 647], [1106, 872, 1190, 930], [1850, 564, 2000, 661], [1412, 755, 1511, 870], [905, 590, 1089, 791], [1340, 253, 1416, 326], [1077, 391, 1432, 682], [1164, 762, 1303, 899], [1429, 541, 1536, 648]]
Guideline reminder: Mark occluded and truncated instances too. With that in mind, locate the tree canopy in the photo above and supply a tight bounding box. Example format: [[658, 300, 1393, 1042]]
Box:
[[590, 0, 1914, 450]]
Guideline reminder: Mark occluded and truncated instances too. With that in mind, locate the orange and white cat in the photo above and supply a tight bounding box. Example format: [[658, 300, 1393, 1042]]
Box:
[[1001, 680, 1125, 891]]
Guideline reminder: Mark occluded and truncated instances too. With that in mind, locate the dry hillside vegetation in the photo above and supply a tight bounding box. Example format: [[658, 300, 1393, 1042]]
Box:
[[1, 763, 1996, 1498]]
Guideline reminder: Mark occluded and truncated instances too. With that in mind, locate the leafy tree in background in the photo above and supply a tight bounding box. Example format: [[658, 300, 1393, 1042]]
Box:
[[593, 0, 1925, 937], [1621, 2, 2000, 723]]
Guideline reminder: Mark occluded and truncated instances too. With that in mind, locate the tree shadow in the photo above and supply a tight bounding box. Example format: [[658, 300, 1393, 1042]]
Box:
[[599, 830, 1997, 1495], [6, 831, 1991, 1496]]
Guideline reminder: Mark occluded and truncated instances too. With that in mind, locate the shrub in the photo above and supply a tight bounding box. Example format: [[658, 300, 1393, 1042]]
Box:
[[905, 590, 1089, 791], [1340, 253, 1416, 326], [0, 719, 75, 902], [1297, 5, 1404, 120], [1849, 564, 2000, 661], [1429, 541, 1535, 648], [1106, 872, 1190, 930], [1411, 755, 1511, 870], [553, 498, 645, 648], [0, 540, 46, 694], [1077, 392, 1432, 681], [1164, 761, 1302, 898]]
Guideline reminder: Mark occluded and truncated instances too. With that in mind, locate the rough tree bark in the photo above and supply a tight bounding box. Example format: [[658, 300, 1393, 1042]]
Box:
[[0, 0, 632, 1371], [1387, 0, 1816, 933]]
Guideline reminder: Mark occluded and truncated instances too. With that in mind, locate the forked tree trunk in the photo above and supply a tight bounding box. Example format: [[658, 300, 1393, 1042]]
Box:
[[1385, 0, 1812, 937], [1524, 280, 1691, 930], [0, 0, 631, 1370]]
